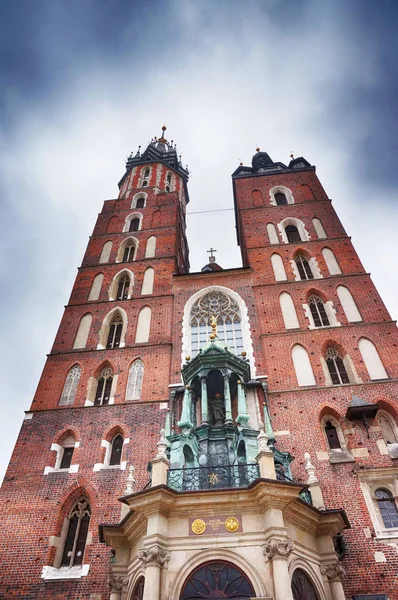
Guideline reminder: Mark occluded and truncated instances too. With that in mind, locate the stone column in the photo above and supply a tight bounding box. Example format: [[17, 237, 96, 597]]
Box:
[[178, 386, 193, 429], [223, 373, 233, 424], [108, 574, 128, 600], [236, 380, 250, 425], [263, 539, 294, 600], [321, 564, 346, 600], [200, 376, 209, 425], [138, 545, 170, 600]]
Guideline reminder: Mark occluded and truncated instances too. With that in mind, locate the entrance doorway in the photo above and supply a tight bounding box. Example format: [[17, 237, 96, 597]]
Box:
[[180, 560, 255, 599]]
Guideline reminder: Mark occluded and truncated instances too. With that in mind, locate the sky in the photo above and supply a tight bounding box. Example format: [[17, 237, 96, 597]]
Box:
[[1, 0, 398, 481]]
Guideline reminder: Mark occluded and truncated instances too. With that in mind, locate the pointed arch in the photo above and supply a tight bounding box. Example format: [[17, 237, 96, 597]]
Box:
[[59, 364, 82, 406], [117, 236, 138, 263], [108, 269, 134, 300], [135, 306, 151, 343], [151, 210, 161, 228], [291, 249, 321, 280], [141, 267, 154, 295], [377, 409, 398, 445], [358, 337, 388, 380], [312, 217, 326, 239], [99, 240, 112, 264], [97, 307, 128, 349], [300, 184, 315, 200], [145, 235, 157, 258], [337, 285, 362, 322], [131, 192, 148, 209], [73, 313, 92, 349], [251, 189, 264, 207], [322, 247, 341, 275], [123, 212, 143, 233], [271, 253, 287, 281], [182, 286, 255, 372], [266, 222, 279, 245], [106, 215, 120, 233], [279, 292, 299, 329], [292, 344, 316, 386], [126, 359, 144, 400], [88, 273, 104, 301]]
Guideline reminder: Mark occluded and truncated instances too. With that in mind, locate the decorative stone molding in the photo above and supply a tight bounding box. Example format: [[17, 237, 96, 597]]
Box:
[[321, 563, 345, 581], [304, 452, 318, 484], [137, 545, 170, 568], [123, 464, 136, 495], [156, 428, 169, 459], [108, 574, 129, 591], [257, 422, 270, 452], [262, 538, 294, 560]]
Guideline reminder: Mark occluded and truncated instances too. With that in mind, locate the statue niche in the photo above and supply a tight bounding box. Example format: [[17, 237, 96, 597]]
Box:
[[207, 370, 225, 427]]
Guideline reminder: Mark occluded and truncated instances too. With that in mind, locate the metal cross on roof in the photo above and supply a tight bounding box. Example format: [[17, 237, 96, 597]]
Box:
[[207, 247, 217, 258]]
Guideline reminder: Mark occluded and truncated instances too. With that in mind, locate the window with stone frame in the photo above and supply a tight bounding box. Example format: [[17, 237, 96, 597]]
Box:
[[375, 488, 398, 529], [59, 365, 81, 406], [275, 191, 288, 205], [109, 434, 124, 466], [285, 225, 302, 243], [324, 420, 341, 450], [189, 291, 243, 357], [126, 359, 144, 400], [295, 254, 314, 280], [135, 197, 145, 208], [60, 498, 91, 568], [116, 275, 130, 300], [95, 367, 113, 406], [308, 295, 330, 327], [107, 315, 123, 348], [60, 445, 74, 469], [122, 243, 136, 262], [325, 348, 350, 385], [358, 469, 398, 542], [129, 218, 140, 232]]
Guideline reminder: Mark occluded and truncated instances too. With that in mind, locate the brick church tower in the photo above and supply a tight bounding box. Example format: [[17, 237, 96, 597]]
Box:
[[1, 130, 398, 600]]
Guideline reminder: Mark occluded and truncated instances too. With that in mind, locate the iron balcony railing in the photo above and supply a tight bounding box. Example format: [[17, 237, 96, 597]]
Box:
[[167, 463, 260, 492]]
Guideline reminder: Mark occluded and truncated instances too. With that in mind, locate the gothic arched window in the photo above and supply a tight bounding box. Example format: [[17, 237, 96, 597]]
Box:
[[325, 348, 349, 385], [275, 192, 288, 205], [295, 254, 314, 280], [189, 291, 243, 356], [107, 315, 123, 348], [325, 420, 341, 450], [136, 197, 145, 208], [116, 275, 130, 300], [129, 218, 140, 232], [126, 359, 144, 400], [308, 295, 330, 327], [95, 367, 113, 405], [285, 225, 301, 243], [59, 365, 81, 406], [375, 488, 398, 528], [61, 498, 91, 568], [109, 434, 123, 466], [123, 243, 135, 262]]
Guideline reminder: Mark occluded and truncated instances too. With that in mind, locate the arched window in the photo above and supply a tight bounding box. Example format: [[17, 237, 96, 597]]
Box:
[[308, 295, 330, 327], [291, 568, 320, 600], [136, 197, 145, 208], [375, 489, 398, 528], [292, 344, 316, 386], [377, 411, 398, 445], [116, 275, 130, 300], [189, 291, 243, 356], [145, 235, 157, 258], [275, 192, 288, 205], [285, 225, 301, 243], [73, 314, 92, 349], [95, 367, 113, 405], [59, 437, 75, 469], [107, 315, 123, 348], [271, 253, 287, 281], [180, 562, 255, 600], [131, 576, 145, 600], [325, 420, 341, 449], [322, 247, 341, 275], [267, 223, 279, 245], [109, 434, 123, 466], [325, 347, 349, 385], [279, 292, 299, 329], [337, 286, 362, 322], [295, 254, 314, 280], [312, 217, 326, 239], [126, 359, 144, 400], [59, 365, 81, 406], [135, 306, 151, 343], [141, 167, 150, 188], [358, 338, 388, 380], [123, 243, 136, 262], [141, 267, 154, 295], [88, 273, 103, 301], [129, 218, 140, 232], [61, 498, 91, 568], [99, 240, 112, 264]]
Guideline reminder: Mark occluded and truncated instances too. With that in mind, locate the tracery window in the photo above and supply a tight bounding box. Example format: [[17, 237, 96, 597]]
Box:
[[123, 244, 135, 262], [59, 365, 81, 406], [325, 348, 349, 385], [107, 315, 123, 348], [95, 367, 113, 405], [116, 275, 130, 300], [375, 488, 398, 528], [189, 291, 243, 356], [126, 359, 144, 400], [308, 295, 330, 327], [61, 498, 91, 568], [180, 561, 255, 600], [295, 254, 314, 280]]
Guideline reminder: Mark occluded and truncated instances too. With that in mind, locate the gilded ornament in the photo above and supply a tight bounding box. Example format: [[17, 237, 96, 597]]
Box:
[[191, 518, 206, 535], [208, 472, 219, 485], [225, 516, 239, 533]]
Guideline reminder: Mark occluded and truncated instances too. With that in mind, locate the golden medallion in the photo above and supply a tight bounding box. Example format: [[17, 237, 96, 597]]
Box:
[[191, 518, 206, 535], [225, 517, 239, 533]]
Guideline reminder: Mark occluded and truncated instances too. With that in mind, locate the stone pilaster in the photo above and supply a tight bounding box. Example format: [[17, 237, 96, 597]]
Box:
[[263, 539, 294, 600], [138, 545, 170, 600], [108, 574, 129, 600], [321, 563, 346, 600]]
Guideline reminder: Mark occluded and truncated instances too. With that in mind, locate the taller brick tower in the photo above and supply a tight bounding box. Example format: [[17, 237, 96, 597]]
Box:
[[1, 135, 398, 600]]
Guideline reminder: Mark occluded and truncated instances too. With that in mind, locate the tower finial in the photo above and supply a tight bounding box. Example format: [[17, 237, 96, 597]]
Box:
[[209, 315, 218, 340], [256, 147, 260, 152], [290, 150, 294, 159], [207, 247, 217, 263], [158, 125, 168, 144]]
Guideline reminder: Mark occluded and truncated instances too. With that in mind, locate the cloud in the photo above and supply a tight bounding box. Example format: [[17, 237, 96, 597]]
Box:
[[1, 0, 398, 480]]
